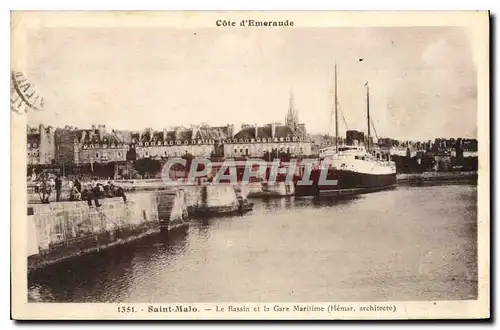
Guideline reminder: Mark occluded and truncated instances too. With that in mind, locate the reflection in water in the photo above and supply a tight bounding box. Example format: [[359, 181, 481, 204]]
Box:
[[28, 185, 478, 303]]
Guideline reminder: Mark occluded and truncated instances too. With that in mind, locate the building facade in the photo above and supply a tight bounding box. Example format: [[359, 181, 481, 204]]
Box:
[[50, 124, 234, 165], [27, 124, 56, 165], [54, 125, 129, 165], [223, 123, 312, 158], [128, 125, 233, 160], [223, 93, 312, 158]]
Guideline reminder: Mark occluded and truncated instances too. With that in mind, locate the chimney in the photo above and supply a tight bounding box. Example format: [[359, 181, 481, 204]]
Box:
[[227, 124, 234, 138], [174, 127, 181, 141], [271, 123, 276, 139], [98, 124, 106, 140], [163, 128, 168, 141], [254, 124, 258, 139], [191, 125, 199, 140]]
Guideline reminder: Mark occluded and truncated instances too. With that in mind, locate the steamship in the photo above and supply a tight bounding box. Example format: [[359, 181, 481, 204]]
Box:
[[295, 65, 397, 197]]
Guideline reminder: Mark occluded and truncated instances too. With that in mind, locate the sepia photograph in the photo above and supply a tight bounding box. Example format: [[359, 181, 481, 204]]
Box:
[[10, 11, 489, 320]]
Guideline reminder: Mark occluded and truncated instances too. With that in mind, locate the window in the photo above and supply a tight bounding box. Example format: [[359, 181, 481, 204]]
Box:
[[240, 148, 243, 154], [118, 152, 122, 157], [245, 148, 249, 155], [234, 148, 238, 154], [96, 153, 99, 158], [145, 151, 149, 156]]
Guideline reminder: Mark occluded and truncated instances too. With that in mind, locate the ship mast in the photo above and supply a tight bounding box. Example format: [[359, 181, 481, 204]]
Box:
[[334, 64, 339, 153], [365, 81, 371, 152]]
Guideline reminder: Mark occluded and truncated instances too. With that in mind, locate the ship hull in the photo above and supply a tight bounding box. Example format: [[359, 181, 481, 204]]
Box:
[[295, 169, 397, 197]]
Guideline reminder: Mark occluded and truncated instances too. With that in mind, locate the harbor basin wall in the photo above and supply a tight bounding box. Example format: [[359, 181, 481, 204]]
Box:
[[27, 191, 187, 272]]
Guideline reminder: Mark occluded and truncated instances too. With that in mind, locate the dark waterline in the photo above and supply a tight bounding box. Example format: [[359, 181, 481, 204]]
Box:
[[28, 184, 478, 303]]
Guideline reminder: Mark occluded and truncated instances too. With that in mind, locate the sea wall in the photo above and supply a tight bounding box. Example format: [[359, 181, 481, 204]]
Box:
[[396, 171, 478, 185], [27, 180, 179, 203], [27, 190, 186, 272], [184, 184, 241, 212], [205, 185, 239, 208], [244, 181, 295, 198]]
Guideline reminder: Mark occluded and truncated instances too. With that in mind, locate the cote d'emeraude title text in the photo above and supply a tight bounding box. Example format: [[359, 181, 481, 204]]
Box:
[[216, 19, 295, 27]]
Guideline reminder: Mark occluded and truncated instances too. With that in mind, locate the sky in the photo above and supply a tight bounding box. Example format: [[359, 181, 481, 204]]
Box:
[[24, 26, 477, 141]]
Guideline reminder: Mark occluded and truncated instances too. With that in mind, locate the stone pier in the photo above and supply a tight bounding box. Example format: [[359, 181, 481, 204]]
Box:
[[183, 184, 249, 215], [27, 190, 187, 273]]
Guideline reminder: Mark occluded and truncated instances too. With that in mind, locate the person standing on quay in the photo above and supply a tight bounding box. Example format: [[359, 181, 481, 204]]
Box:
[[55, 175, 62, 202]]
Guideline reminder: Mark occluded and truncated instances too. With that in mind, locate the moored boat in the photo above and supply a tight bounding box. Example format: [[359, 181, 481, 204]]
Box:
[[295, 64, 397, 197]]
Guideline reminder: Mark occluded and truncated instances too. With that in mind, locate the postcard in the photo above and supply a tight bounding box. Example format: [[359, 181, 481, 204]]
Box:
[[11, 10, 489, 320]]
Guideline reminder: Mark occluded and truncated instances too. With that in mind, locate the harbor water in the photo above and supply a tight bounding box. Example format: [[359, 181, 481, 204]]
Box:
[[28, 183, 477, 303]]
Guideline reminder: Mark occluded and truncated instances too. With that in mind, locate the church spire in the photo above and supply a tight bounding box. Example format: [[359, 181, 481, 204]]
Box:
[[285, 90, 299, 127]]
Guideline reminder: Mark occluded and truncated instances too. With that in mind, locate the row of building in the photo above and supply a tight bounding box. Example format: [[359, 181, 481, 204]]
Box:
[[376, 137, 479, 158], [28, 106, 314, 165], [28, 123, 479, 167], [27, 96, 478, 166]]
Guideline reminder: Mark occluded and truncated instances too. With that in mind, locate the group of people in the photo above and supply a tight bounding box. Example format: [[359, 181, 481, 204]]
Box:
[[83, 179, 127, 207], [33, 173, 64, 203], [32, 172, 126, 207]]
